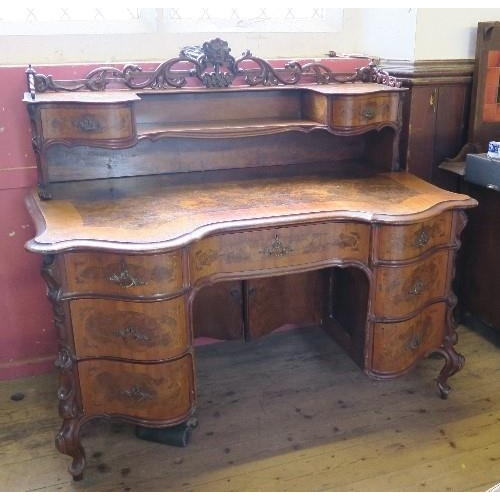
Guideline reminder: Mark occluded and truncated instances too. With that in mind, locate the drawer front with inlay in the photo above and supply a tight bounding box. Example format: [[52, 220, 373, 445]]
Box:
[[331, 94, 399, 129], [190, 222, 370, 283], [63, 251, 184, 298], [373, 250, 450, 319], [71, 297, 188, 361], [371, 302, 446, 374], [376, 212, 453, 261], [41, 103, 135, 143], [78, 355, 195, 421]]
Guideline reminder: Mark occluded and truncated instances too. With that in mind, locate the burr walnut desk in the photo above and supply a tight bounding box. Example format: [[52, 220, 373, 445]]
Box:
[[23, 40, 476, 480]]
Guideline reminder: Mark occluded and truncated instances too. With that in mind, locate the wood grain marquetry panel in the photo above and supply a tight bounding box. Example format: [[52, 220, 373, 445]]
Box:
[[78, 355, 194, 421], [331, 93, 399, 129], [71, 297, 188, 360], [375, 211, 453, 261], [190, 222, 370, 283], [371, 302, 446, 374], [40, 103, 135, 142], [63, 251, 183, 298], [373, 250, 450, 319]]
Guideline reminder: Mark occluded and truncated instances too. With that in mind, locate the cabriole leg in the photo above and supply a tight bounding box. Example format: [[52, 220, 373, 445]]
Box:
[[55, 418, 86, 481], [433, 344, 465, 399]]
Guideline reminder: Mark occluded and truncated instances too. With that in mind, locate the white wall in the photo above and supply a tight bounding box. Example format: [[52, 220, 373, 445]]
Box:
[[414, 8, 500, 60], [0, 8, 499, 64], [347, 8, 417, 61]]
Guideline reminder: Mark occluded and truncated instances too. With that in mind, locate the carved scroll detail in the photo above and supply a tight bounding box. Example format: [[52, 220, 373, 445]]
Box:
[[26, 38, 402, 96], [42, 255, 86, 480]]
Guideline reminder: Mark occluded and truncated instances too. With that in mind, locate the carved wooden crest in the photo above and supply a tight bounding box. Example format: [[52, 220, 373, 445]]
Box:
[[26, 38, 401, 98]]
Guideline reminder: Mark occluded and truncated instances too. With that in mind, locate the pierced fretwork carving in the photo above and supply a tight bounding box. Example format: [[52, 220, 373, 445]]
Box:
[[26, 38, 401, 97]]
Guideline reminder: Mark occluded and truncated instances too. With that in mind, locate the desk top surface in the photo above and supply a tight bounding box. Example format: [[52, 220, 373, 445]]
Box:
[[26, 164, 476, 253]]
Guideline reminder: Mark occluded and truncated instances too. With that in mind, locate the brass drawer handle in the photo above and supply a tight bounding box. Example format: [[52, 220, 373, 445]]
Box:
[[112, 327, 152, 343], [407, 334, 422, 351], [120, 386, 154, 402], [107, 266, 146, 288], [414, 230, 430, 248], [409, 279, 426, 296], [72, 115, 103, 133], [361, 107, 376, 120], [260, 234, 293, 257]]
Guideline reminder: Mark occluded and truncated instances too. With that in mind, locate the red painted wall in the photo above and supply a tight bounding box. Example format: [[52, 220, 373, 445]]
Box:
[[0, 56, 368, 380]]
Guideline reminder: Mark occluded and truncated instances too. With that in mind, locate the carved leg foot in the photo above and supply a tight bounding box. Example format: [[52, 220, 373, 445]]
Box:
[[38, 184, 52, 201], [432, 344, 465, 399], [55, 418, 86, 481]]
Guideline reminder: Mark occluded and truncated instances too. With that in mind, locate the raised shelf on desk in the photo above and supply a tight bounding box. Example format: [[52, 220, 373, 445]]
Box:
[[137, 118, 326, 139]]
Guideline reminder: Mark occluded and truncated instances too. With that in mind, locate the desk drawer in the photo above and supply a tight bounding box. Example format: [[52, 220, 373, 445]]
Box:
[[78, 355, 194, 421], [40, 103, 135, 144], [373, 250, 450, 319], [331, 94, 399, 130], [376, 212, 453, 261], [190, 222, 370, 282], [371, 302, 446, 375], [63, 251, 183, 298], [71, 297, 188, 361]]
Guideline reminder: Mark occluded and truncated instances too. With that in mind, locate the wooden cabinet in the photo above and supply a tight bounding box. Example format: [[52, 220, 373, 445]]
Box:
[[454, 23, 500, 331], [459, 182, 500, 330], [382, 60, 473, 190], [23, 40, 476, 481]]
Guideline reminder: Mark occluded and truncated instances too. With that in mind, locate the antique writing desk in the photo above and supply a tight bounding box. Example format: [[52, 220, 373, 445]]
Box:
[[23, 40, 476, 480]]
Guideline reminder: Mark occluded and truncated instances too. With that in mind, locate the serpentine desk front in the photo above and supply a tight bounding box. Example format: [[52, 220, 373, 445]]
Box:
[[23, 42, 476, 480]]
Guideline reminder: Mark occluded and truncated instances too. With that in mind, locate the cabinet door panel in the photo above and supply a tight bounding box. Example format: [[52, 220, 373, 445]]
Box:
[[192, 282, 243, 340], [406, 87, 437, 181], [246, 271, 324, 338]]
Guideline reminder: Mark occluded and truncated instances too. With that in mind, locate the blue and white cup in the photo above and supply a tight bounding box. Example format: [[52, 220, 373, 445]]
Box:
[[487, 141, 500, 160]]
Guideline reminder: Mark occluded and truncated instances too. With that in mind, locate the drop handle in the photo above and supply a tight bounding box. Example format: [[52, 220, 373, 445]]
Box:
[[112, 327, 151, 343], [120, 386, 154, 402], [72, 115, 102, 132], [414, 230, 430, 248], [409, 279, 426, 296], [408, 334, 422, 351], [361, 107, 376, 120], [107, 265, 146, 288], [260, 234, 293, 257]]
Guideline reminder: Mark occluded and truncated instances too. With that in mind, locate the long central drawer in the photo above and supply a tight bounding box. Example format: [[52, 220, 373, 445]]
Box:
[[190, 222, 370, 282]]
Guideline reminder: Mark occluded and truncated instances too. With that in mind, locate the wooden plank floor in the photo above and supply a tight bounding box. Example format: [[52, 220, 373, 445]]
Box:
[[1, 321, 500, 492]]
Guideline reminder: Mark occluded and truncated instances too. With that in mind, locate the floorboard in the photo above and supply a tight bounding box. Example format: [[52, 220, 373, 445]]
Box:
[[1, 323, 499, 492]]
